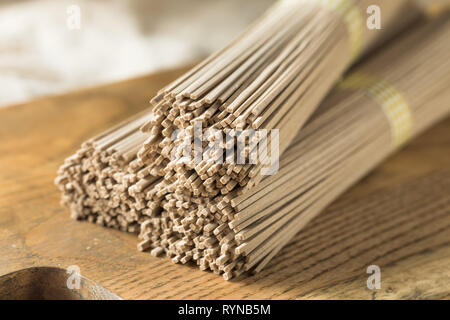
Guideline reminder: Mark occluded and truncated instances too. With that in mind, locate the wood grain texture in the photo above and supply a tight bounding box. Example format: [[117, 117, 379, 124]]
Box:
[[0, 66, 449, 300]]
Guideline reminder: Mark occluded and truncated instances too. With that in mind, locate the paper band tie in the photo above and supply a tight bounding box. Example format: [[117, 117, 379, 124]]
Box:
[[339, 73, 414, 148]]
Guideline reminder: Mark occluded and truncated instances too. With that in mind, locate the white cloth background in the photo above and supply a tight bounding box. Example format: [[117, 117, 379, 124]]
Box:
[[0, 0, 273, 107]]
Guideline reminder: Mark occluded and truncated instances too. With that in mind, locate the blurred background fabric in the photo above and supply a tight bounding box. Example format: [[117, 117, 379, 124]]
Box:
[[0, 0, 273, 107], [0, 0, 445, 107]]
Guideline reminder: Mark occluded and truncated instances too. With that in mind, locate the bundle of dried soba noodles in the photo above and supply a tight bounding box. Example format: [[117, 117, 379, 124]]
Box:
[[55, 111, 155, 232], [55, 0, 418, 233], [136, 0, 418, 199], [135, 15, 450, 279]]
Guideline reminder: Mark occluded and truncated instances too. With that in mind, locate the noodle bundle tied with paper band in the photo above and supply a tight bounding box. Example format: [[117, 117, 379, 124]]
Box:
[[135, 0, 418, 200], [150, 14, 449, 279]]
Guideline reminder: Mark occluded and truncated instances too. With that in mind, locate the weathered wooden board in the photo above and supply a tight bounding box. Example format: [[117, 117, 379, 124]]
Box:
[[0, 66, 449, 299]]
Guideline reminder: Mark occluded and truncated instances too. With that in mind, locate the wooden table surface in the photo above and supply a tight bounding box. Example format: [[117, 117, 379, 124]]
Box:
[[0, 66, 449, 300]]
